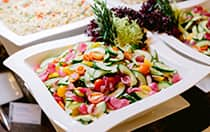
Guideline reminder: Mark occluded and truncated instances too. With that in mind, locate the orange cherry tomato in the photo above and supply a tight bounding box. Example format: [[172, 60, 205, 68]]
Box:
[[139, 63, 150, 75], [83, 54, 90, 61], [124, 52, 132, 60], [199, 45, 208, 51], [88, 92, 104, 104]]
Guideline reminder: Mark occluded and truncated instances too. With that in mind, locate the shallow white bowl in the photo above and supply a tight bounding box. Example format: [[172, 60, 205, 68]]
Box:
[[3, 34, 210, 131], [0, 0, 93, 55]]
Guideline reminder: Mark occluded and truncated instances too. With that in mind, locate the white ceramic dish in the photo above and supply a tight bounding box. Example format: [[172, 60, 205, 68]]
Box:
[[106, 0, 207, 10], [159, 34, 210, 66], [0, 0, 93, 55], [0, 72, 23, 105], [3, 34, 210, 131]]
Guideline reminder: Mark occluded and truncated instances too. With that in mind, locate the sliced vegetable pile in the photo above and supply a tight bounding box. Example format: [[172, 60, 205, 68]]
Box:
[[178, 6, 210, 56], [35, 42, 181, 125], [35, 0, 181, 125]]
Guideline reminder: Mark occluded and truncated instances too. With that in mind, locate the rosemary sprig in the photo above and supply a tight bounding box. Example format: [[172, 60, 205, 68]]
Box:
[[91, 0, 117, 44]]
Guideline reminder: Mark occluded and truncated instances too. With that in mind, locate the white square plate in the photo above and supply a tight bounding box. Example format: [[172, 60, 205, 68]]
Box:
[[3, 34, 210, 131]]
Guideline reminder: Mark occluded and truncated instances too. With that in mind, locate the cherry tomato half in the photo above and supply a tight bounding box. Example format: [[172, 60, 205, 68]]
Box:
[[94, 79, 105, 91], [88, 92, 104, 104]]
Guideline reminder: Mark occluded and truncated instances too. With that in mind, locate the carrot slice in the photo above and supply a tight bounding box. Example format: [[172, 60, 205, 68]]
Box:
[[76, 65, 86, 75]]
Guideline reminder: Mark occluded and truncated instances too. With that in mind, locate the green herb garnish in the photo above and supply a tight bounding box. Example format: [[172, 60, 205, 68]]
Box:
[[92, 0, 117, 44]]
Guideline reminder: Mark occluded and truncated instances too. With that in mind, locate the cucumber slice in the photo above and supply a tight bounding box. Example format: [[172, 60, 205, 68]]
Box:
[[134, 91, 149, 99], [184, 20, 193, 30], [44, 77, 62, 86], [133, 71, 147, 85], [192, 25, 198, 35], [133, 50, 152, 62], [158, 81, 171, 90], [58, 76, 69, 86], [85, 47, 106, 55], [72, 55, 83, 64], [109, 50, 124, 62], [196, 40, 210, 47], [122, 93, 137, 103], [153, 62, 175, 72], [152, 50, 159, 62], [104, 62, 113, 66], [108, 47, 118, 55], [109, 82, 125, 97], [118, 64, 137, 87], [84, 72, 94, 88], [193, 32, 205, 41], [91, 70, 107, 80], [104, 52, 110, 62], [94, 62, 118, 73], [74, 115, 95, 124], [65, 101, 81, 116], [200, 20, 208, 32], [93, 101, 106, 117], [150, 67, 164, 76], [65, 101, 81, 110]]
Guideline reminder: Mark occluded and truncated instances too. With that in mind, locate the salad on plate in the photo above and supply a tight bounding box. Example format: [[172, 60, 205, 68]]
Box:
[[124, 0, 209, 56], [35, 0, 181, 125], [178, 6, 210, 56]]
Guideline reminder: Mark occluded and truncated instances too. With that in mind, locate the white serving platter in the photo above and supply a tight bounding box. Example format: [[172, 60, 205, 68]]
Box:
[[3, 34, 210, 131], [50, 96, 190, 132], [0, 0, 94, 55]]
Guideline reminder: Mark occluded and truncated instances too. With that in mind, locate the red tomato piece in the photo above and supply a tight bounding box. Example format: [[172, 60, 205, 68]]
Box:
[[94, 79, 105, 91]]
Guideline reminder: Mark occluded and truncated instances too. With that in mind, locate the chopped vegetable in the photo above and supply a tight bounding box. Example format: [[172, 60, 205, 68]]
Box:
[[178, 6, 210, 56], [35, 41, 180, 125]]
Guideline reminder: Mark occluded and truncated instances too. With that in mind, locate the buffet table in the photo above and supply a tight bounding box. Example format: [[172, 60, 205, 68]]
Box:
[[0, 45, 209, 132]]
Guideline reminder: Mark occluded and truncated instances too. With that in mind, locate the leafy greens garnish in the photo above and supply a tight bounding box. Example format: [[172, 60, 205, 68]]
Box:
[[114, 17, 145, 48], [87, 0, 147, 49]]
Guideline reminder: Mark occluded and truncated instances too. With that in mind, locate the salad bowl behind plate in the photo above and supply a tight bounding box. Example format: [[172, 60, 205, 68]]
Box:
[[0, 0, 94, 55], [3, 34, 209, 131], [158, 0, 210, 92], [158, 0, 210, 66]]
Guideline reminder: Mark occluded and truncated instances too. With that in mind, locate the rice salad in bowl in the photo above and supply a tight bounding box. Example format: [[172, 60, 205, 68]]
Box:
[[0, 0, 93, 36]]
